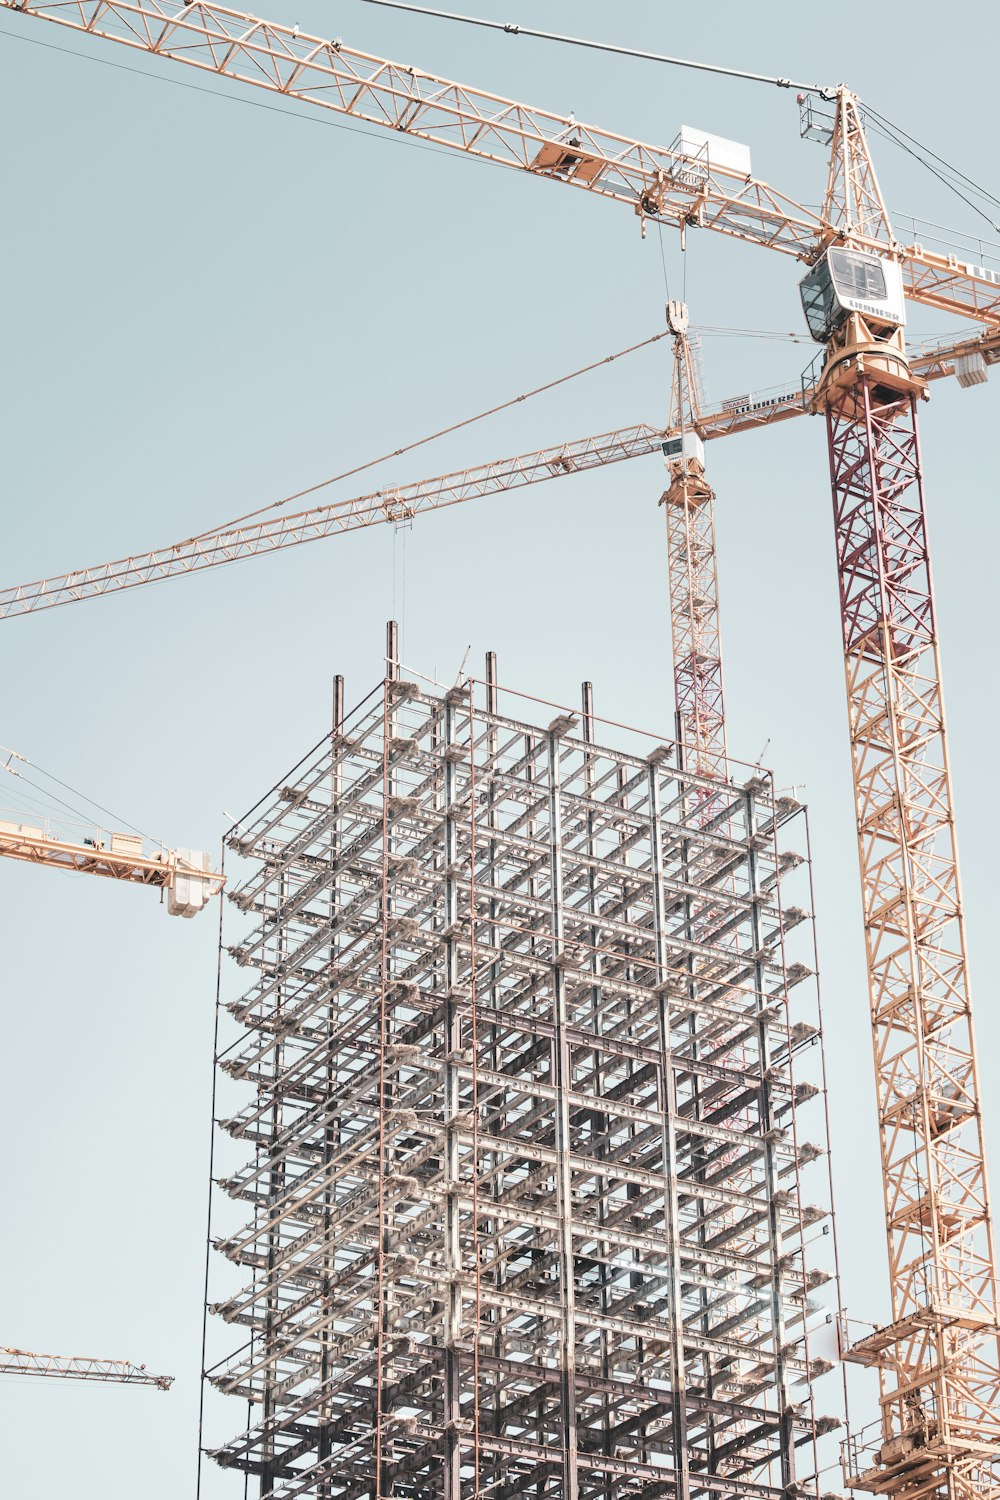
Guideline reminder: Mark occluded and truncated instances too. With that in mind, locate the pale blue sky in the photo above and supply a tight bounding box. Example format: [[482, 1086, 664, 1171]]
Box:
[[0, 1, 997, 1493]]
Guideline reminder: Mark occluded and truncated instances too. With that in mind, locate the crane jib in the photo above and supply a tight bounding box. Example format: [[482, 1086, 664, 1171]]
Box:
[[1, 0, 998, 325]]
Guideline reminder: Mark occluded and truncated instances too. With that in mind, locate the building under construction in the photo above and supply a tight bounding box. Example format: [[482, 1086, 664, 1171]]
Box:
[[202, 646, 842, 1498]]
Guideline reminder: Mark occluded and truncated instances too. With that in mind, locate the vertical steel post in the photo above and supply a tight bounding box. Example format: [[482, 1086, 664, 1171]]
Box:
[[386, 620, 399, 684], [441, 692, 463, 1500], [647, 757, 690, 1500], [319, 672, 345, 1495], [746, 782, 795, 1489], [547, 725, 579, 1500]]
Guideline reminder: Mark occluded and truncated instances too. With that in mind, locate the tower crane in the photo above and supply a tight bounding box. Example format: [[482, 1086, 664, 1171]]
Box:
[[0, 313, 993, 1490], [2, 4, 999, 1496]]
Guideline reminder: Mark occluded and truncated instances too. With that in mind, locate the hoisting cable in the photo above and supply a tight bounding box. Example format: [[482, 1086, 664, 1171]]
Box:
[[864, 106, 1000, 213], [0, 22, 516, 178], [0, 744, 160, 844], [175, 327, 671, 546], [360, 0, 837, 99], [862, 105, 1000, 234], [362, 2, 999, 234]]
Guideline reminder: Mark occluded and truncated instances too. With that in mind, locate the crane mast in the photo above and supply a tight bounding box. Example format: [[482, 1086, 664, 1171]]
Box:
[[813, 91, 1000, 1500], [660, 303, 727, 780], [0, 328, 990, 623]]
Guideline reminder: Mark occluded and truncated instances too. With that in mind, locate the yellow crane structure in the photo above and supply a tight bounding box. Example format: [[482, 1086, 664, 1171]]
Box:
[[0, 315, 992, 1492], [0, 327, 988, 621], [660, 301, 727, 782], [0, 818, 221, 915], [1, 3, 998, 1496]]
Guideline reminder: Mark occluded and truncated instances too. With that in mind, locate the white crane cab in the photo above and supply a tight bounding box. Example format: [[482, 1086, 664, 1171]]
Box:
[[661, 432, 705, 468], [799, 247, 906, 344]]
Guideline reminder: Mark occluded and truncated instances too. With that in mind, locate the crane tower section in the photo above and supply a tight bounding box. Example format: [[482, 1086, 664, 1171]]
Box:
[[203, 650, 841, 1499], [660, 303, 727, 783], [805, 93, 1000, 1500]]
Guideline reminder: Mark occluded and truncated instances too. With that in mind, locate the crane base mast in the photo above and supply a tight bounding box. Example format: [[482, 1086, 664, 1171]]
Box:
[[820, 348, 1000, 1499]]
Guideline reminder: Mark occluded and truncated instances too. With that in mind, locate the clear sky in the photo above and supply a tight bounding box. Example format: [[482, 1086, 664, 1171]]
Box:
[[0, 0, 997, 1493]]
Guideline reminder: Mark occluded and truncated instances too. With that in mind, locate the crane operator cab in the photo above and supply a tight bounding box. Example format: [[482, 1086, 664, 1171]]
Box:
[[799, 247, 916, 403]]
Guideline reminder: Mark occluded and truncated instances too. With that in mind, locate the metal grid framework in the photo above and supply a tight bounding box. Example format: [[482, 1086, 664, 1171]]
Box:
[[663, 462, 725, 783], [826, 379, 1000, 1496], [204, 664, 841, 1499]]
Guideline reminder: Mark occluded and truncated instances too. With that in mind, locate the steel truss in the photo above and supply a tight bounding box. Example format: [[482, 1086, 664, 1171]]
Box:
[[5, 0, 1000, 324], [661, 318, 726, 782], [0, 1347, 172, 1388], [204, 666, 841, 1498], [0, 328, 992, 626], [664, 468, 725, 782], [827, 382, 1000, 1497]]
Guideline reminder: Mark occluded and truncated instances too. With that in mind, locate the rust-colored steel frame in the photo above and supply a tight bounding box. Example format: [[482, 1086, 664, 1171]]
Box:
[[203, 670, 842, 1499], [3, 0, 1000, 325], [0, 329, 995, 624], [815, 88, 1000, 1500], [827, 380, 1000, 1497]]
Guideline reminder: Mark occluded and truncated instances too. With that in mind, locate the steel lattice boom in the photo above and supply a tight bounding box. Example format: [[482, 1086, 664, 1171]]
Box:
[[0, 816, 223, 915], [0, 1347, 173, 1389], [0, 329, 994, 624], [3, 0, 1000, 325]]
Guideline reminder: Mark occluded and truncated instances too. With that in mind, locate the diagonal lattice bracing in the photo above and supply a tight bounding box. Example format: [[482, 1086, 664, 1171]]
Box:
[[828, 383, 1000, 1497]]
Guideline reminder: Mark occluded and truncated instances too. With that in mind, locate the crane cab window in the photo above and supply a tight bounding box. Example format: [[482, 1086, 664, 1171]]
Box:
[[799, 247, 902, 342], [800, 258, 839, 342], [829, 248, 887, 302]]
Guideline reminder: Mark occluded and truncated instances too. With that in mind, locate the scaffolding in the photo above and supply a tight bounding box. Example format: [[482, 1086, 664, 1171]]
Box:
[[203, 648, 843, 1499]]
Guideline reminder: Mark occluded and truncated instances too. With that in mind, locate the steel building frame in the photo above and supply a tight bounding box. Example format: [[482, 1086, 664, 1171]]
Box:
[[203, 660, 841, 1499]]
